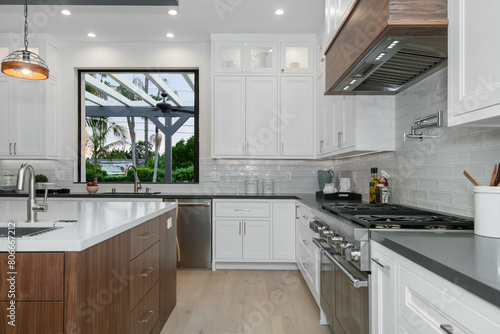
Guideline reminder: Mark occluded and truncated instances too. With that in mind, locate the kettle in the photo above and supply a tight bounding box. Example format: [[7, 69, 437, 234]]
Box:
[[318, 169, 334, 192]]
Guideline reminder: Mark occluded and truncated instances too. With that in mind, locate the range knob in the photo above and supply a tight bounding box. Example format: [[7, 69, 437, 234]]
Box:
[[340, 242, 355, 256], [346, 248, 361, 262], [320, 228, 334, 237], [327, 234, 343, 246]]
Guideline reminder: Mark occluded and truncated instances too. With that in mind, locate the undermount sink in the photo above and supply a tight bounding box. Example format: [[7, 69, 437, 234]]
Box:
[[0, 226, 62, 238], [0, 220, 78, 238]]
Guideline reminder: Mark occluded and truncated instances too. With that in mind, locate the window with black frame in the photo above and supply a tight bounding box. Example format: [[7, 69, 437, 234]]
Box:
[[78, 69, 199, 184]]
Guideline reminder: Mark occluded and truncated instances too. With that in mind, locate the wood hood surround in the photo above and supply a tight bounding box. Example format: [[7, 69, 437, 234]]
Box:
[[324, 0, 448, 95]]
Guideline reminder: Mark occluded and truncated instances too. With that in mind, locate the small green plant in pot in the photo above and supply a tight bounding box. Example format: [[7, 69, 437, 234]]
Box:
[[35, 174, 49, 189]]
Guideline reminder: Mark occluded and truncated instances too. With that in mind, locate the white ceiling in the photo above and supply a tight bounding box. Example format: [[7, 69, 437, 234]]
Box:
[[0, 0, 324, 43]]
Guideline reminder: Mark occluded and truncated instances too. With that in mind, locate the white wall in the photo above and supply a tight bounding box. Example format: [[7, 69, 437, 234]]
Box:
[[0, 39, 329, 195], [335, 68, 500, 217]]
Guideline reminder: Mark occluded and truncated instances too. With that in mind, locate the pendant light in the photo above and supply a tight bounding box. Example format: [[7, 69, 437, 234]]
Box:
[[1, 0, 49, 80]]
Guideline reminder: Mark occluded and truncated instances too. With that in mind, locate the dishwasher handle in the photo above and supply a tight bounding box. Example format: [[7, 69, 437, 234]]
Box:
[[177, 202, 210, 207]]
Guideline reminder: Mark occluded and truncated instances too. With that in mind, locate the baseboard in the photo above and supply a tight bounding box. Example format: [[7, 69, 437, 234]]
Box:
[[213, 262, 298, 271]]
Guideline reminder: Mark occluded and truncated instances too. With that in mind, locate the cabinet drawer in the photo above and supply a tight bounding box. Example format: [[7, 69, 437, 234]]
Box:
[[297, 222, 316, 255], [215, 201, 270, 218], [0, 301, 63, 333], [297, 241, 316, 287], [130, 217, 160, 260], [130, 242, 160, 311], [0, 253, 64, 301], [399, 266, 500, 333], [130, 282, 160, 334]]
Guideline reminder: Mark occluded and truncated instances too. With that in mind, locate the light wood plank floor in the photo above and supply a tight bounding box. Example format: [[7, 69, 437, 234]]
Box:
[[161, 270, 332, 334]]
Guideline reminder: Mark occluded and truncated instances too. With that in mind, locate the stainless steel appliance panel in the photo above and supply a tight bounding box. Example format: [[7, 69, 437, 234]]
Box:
[[164, 198, 212, 269]]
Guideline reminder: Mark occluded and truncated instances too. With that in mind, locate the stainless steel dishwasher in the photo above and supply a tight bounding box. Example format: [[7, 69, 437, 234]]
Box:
[[164, 198, 212, 269]]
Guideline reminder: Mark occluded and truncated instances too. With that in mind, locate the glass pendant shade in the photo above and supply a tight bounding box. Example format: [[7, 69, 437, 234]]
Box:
[[1, 49, 49, 80]]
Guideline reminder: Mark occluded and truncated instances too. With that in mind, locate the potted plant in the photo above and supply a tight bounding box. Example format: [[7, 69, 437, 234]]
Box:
[[35, 174, 49, 189]]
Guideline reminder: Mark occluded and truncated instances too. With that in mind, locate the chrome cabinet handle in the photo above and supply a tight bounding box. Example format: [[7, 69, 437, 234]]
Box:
[[244, 222, 246, 235], [242, 142, 245, 155], [138, 267, 155, 277], [319, 140, 324, 153], [140, 310, 155, 323], [302, 240, 309, 245], [371, 257, 390, 269], [139, 231, 155, 239], [281, 142, 284, 153], [13, 143, 16, 154], [338, 131, 343, 148], [246, 142, 249, 155], [239, 222, 242, 235], [440, 324, 454, 333], [9, 143, 12, 155], [234, 208, 251, 212]]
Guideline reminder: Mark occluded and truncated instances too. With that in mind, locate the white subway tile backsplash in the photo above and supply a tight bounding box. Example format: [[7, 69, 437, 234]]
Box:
[[417, 179, 439, 191], [426, 166, 453, 179], [408, 190, 428, 202], [428, 192, 453, 205]]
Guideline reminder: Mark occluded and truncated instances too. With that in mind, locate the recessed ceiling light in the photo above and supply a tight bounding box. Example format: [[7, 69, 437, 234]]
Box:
[[168, 9, 178, 15], [87, 33, 96, 38], [275, 9, 284, 15], [61, 9, 71, 16], [166, 33, 175, 38]]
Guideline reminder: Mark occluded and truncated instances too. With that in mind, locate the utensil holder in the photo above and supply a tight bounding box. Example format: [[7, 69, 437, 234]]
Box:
[[474, 186, 500, 238]]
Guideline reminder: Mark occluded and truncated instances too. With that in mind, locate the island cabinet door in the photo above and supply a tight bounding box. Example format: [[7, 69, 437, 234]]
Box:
[[159, 211, 177, 328], [0, 253, 64, 334], [64, 231, 130, 334]]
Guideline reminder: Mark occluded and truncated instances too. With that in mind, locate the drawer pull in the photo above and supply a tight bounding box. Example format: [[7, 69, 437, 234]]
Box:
[[302, 239, 309, 245], [140, 310, 155, 323], [440, 324, 454, 333], [138, 267, 155, 277], [371, 258, 390, 269], [234, 209, 251, 212], [139, 231, 155, 239], [303, 263, 309, 269]]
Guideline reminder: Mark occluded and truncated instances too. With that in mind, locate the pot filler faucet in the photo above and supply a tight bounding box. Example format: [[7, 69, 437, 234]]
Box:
[[125, 165, 142, 193], [16, 162, 48, 222]]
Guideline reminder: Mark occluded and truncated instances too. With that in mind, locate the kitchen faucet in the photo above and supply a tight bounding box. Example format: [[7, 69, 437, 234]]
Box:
[[16, 163, 48, 222], [125, 165, 142, 193]]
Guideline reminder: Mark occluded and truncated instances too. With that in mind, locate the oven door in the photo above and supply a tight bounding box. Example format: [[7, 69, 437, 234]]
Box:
[[320, 248, 336, 332], [324, 250, 370, 334]]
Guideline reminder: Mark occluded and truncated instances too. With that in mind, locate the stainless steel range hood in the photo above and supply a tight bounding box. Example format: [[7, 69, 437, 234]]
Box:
[[324, 0, 448, 95]]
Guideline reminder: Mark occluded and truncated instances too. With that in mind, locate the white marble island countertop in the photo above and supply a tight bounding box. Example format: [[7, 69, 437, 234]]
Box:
[[0, 200, 177, 252]]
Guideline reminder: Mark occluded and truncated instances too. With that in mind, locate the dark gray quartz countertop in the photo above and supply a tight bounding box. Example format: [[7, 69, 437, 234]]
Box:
[[371, 230, 500, 308]]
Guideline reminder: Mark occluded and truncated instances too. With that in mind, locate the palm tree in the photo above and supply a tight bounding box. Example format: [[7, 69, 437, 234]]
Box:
[[86, 117, 127, 179], [150, 129, 162, 182]]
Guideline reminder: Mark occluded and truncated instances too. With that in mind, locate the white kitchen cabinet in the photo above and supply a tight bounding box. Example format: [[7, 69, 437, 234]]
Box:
[[280, 41, 314, 74], [280, 76, 315, 157], [370, 241, 500, 334], [370, 245, 397, 334], [324, 0, 356, 50], [213, 200, 296, 269], [272, 201, 296, 260], [213, 41, 278, 74], [215, 220, 269, 260], [319, 95, 395, 158], [448, 0, 500, 126], [213, 76, 278, 157], [0, 35, 58, 159]]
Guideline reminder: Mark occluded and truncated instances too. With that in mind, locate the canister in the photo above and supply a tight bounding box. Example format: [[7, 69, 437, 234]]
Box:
[[262, 177, 274, 194], [245, 176, 258, 194], [473, 186, 500, 238]]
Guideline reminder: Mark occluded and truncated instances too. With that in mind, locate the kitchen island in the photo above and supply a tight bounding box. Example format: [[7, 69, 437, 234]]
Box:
[[0, 200, 177, 334]]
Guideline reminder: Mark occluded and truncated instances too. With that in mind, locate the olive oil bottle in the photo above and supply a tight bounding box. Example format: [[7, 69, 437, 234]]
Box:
[[369, 168, 379, 204]]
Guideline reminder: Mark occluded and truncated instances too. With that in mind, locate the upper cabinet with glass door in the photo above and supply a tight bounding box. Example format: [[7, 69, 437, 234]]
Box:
[[280, 41, 314, 74], [214, 41, 278, 74]]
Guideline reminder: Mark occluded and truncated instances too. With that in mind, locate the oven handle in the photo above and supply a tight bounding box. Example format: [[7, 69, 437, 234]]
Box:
[[323, 250, 368, 288]]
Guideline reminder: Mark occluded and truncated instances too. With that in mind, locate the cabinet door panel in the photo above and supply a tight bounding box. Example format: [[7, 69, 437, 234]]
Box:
[[215, 220, 243, 259], [370, 249, 396, 334], [280, 77, 314, 156], [0, 78, 13, 156], [272, 202, 295, 260], [213, 77, 246, 156], [448, 0, 500, 124], [0, 302, 63, 334], [12, 80, 44, 157], [242, 220, 270, 259], [246, 77, 279, 156]]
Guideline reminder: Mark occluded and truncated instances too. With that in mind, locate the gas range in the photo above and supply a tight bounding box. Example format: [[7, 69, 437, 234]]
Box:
[[321, 202, 474, 230], [311, 202, 474, 272]]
